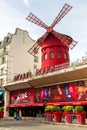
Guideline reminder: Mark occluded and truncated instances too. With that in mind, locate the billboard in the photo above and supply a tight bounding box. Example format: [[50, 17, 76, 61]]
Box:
[[10, 89, 34, 104], [34, 81, 87, 103]]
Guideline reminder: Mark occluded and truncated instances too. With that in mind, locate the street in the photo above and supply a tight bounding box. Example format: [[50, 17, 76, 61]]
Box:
[[0, 120, 87, 130]]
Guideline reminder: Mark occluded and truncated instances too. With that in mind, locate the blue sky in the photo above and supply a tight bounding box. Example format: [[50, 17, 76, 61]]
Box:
[[0, 0, 87, 61]]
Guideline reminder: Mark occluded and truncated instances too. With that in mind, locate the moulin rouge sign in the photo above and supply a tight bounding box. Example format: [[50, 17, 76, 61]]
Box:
[[14, 62, 69, 81], [14, 72, 32, 81], [36, 62, 69, 75]]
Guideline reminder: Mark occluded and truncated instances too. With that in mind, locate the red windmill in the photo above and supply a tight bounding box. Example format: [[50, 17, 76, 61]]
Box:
[[26, 3, 77, 69]]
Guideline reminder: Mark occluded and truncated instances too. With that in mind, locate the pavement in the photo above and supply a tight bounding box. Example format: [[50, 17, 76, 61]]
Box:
[[1, 117, 87, 128], [0, 120, 87, 130]]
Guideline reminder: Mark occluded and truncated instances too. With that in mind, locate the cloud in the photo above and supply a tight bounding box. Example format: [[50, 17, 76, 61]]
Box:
[[23, 0, 30, 7]]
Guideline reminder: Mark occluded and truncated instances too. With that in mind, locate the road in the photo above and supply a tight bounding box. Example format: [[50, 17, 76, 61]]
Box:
[[0, 120, 87, 130]]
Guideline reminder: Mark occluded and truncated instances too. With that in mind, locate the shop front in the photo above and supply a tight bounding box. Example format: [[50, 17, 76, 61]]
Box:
[[4, 65, 87, 118], [7, 87, 45, 117], [5, 80, 87, 118]]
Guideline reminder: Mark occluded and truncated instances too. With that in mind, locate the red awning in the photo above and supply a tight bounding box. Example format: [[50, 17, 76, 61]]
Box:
[[32, 103, 43, 106], [7, 103, 32, 108], [7, 103, 44, 108], [7, 101, 87, 108], [46, 101, 87, 106]]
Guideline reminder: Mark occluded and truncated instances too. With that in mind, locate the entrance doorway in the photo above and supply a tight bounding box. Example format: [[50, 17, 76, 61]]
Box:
[[9, 106, 45, 117]]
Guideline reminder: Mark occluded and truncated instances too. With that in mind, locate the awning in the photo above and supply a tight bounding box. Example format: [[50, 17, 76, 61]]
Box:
[[32, 103, 43, 106], [46, 101, 87, 106], [4, 81, 32, 91], [7, 101, 87, 108], [7, 103, 44, 108], [0, 91, 3, 96], [7, 103, 32, 108], [28, 65, 87, 88], [4, 64, 87, 91]]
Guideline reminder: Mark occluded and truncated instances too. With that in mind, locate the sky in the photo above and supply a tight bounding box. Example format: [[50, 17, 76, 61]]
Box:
[[0, 0, 87, 61]]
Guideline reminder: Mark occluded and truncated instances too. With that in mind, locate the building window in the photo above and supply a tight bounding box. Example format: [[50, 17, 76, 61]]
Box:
[[2, 57, 5, 64], [58, 51, 62, 58], [0, 79, 4, 86], [34, 65, 37, 69], [44, 53, 47, 60], [4, 47, 6, 53], [50, 51, 54, 59], [34, 56, 38, 62], [4, 36, 9, 43], [1, 68, 3, 76]]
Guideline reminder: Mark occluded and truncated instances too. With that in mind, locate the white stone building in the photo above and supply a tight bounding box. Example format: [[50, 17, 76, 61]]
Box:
[[0, 28, 40, 87]]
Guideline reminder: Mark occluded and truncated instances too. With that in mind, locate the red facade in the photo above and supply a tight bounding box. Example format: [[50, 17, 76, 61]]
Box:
[[9, 80, 87, 107]]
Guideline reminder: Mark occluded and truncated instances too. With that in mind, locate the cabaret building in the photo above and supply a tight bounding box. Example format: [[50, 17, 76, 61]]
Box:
[[3, 60, 87, 118], [3, 3, 87, 118]]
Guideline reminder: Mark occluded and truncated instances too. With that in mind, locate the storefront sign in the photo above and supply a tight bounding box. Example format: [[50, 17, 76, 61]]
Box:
[[14, 72, 32, 81], [36, 62, 69, 75], [14, 63, 69, 81]]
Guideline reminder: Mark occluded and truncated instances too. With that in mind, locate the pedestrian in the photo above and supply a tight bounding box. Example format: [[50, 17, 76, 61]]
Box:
[[14, 112, 20, 120], [13, 112, 16, 120]]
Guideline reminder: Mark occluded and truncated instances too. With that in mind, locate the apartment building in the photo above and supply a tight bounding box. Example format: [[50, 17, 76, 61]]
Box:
[[0, 28, 40, 87]]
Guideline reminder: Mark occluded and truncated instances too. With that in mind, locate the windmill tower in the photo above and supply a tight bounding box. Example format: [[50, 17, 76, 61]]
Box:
[[26, 3, 77, 69]]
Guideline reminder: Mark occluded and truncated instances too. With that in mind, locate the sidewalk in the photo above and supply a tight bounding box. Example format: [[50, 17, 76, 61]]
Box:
[[1, 117, 87, 128]]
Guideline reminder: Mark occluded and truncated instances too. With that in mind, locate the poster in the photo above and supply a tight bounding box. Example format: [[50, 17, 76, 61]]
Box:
[[10, 89, 34, 104], [35, 81, 87, 103]]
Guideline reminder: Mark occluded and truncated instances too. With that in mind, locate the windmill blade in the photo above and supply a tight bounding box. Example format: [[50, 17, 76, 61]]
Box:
[[28, 32, 49, 56], [26, 12, 48, 29], [69, 40, 78, 49], [51, 4, 72, 28], [52, 30, 77, 49], [37, 32, 49, 43], [28, 42, 41, 56]]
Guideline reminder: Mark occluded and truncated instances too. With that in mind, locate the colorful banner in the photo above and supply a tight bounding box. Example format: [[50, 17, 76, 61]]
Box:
[[10, 89, 34, 104], [34, 81, 87, 103]]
